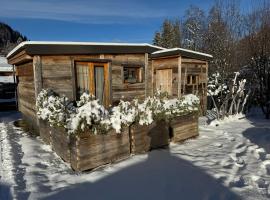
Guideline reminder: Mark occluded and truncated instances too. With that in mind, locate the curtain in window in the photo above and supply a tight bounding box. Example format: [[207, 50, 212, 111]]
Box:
[[76, 63, 90, 98]]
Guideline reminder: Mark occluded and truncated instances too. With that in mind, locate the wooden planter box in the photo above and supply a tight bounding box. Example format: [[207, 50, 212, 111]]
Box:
[[70, 128, 130, 172], [130, 121, 170, 154], [170, 113, 199, 143], [38, 119, 52, 145], [51, 126, 71, 163]]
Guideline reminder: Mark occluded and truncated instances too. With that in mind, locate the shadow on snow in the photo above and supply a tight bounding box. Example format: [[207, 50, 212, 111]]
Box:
[[45, 149, 241, 200], [243, 112, 270, 154]]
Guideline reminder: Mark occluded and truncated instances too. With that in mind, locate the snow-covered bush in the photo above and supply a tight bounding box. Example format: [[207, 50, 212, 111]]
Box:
[[68, 97, 109, 134], [36, 89, 71, 128], [136, 92, 200, 123], [104, 100, 136, 133], [37, 90, 200, 135], [207, 72, 250, 120], [163, 94, 200, 121], [207, 72, 229, 100]]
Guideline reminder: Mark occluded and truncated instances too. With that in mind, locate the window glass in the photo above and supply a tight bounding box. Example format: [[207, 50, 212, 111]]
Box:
[[123, 67, 142, 83], [76, 62, 90, 98]]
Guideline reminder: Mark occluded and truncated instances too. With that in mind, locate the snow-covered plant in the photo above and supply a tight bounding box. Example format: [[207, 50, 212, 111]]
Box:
[[207, 71, 250, 120], [134, 99, 154, 126], [163, 94, 200, 120], [106, 100, 137, 133], [207, 72, 229, 99], [76, 93, 95, 107], [68, 98, 109, 134], [36, 89, 71, 128], [37, 89, 200, 135], [138, 92, 200, 123]]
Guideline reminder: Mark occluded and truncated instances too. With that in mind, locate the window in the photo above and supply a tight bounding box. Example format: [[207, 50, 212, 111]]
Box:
[[75, 62, 90, 98], [186, 75, 199, 85], [75, 62, 109, 106], [123, 67, 143, 84]]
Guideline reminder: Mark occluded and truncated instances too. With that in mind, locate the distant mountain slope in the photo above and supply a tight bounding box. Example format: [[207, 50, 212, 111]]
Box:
[[0, 22, 27, 56]]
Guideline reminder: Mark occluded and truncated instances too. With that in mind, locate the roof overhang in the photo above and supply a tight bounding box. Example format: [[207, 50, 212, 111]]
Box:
[[7, 41, 164, 60], [151, 48, 213, 61]]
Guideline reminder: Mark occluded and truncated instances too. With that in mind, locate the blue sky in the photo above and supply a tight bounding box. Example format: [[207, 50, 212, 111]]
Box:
[[0, 0, 259, 43]]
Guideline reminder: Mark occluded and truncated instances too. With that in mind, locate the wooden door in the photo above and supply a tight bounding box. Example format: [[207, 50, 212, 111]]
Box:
[[156, 69, 172, 95], [75, 62, 110, 107]]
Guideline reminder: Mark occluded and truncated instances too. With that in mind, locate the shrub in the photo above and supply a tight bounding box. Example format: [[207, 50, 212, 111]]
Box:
[[36, 90, 200, 135]]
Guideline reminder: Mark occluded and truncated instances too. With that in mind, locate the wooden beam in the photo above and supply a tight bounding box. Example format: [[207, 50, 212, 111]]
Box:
[[151, 59, 154, 96], [109, 62, 113, 107], [144, 53, 148, 97], [8, 50, 32, 65], [151, 55, 179, 60], [33, 56, 42, 128], [33, 56, 43, 99], [70, 57, 77, 100], [178, 56, 182, 98], [181, 58, 207, 65]]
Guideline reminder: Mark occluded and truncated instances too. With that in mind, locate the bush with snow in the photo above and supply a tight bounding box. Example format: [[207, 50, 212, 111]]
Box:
[[36, 90, 200, 135], [207, 71, 250, 120], [68, 96, 109, 134], [36, 89, 71, 128]]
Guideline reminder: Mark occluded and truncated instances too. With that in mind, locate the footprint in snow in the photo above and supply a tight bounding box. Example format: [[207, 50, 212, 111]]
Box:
[[213, 143, 223, 148], [261, 160, 270, 175], [230, 153, 246, 168], [234, 142, 246, 149], [251, 176, 269, 196], [234, 146, 247, 157], [235, 158, 246, 168], [220, 157, 234, 169], [254, 148, 267, 161], [229, 175, 247, 188], [247, 145, 260, 153]]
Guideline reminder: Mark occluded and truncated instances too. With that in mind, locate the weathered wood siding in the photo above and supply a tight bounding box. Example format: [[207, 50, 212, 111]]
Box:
[[40, 54, 146, 104], [41, 56, 77, 99], [152, 57, 179, 97], [170, 113, 198, 142], [16, 61, 38, 131], [70, 129, 130, 171], [104, 54, 146, 104], [39, 119, 51, 144], [51, 126, 70, 162], [130, 121, 170, 154], [151, 56, 208, 113]]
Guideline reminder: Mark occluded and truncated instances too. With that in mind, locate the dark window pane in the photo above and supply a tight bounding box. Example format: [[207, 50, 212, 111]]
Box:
[[94, 66, 104, 103], [123, 67, 142, 83]]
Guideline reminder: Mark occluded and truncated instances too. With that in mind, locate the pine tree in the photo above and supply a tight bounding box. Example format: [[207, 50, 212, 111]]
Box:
[[153, 31, 162, 47], [152, 19, 181, 48]]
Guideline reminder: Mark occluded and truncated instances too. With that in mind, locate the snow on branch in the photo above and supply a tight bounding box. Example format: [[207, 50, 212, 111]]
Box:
[[36, 89, 200, 135]]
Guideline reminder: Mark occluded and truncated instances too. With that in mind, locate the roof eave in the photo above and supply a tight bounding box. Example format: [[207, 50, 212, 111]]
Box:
[[151, 49, 213, 61], [7, 42, 164, 60]]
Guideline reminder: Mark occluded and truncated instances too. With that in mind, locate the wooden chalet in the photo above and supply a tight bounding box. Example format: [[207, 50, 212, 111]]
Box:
[[7, 41, 212, 132]]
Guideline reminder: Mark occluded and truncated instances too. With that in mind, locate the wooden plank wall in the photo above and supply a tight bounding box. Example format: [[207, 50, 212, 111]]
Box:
[[104, 54, 146, 104], [42, 56, 78, 99], [170, 113, 199, 142], [40, 54, 146, 105], [70, 129, 130, 171], [151, 57, 179, 97], [16, 61, 38, 131]]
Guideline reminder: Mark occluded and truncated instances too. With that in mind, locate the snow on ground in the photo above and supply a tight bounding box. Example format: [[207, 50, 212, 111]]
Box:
[[0, 111, 270, 200]]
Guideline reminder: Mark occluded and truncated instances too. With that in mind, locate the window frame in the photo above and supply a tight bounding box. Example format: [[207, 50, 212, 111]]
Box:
[[122, 65, 144, 84]]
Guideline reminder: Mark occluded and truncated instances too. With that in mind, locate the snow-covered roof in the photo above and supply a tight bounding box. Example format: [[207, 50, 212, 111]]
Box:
[[7, 41, 165, 59], [151, 48, 213, 61], [0, 56, 13, 72]]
